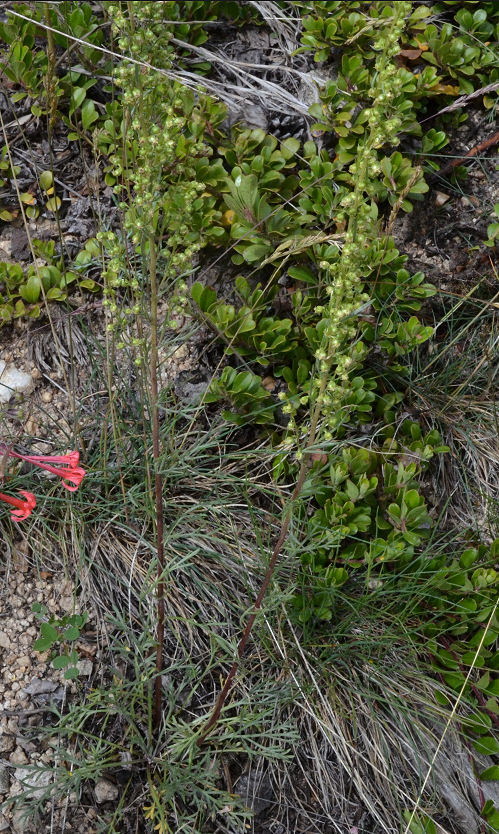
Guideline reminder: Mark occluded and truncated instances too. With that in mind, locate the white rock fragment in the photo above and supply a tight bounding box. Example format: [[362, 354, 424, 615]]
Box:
[[94, 778, 119, 803], [0, 733, 15, 754], [297, 68, 332, 108], [15, 766, 52, 799], [23, 679, 59, 697], [435, 191, 451, 207], [9, 748, 28, 766], [0, 361, 33, 403], [76, 659, 93, 676]]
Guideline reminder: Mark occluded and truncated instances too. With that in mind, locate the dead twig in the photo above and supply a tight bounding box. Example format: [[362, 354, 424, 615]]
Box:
[[437, 130, 499, 177], [420, 80, 499, 123]]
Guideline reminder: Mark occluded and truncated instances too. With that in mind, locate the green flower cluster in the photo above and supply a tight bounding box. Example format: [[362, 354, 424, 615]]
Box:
[[101, 3, 224, 337], [307, 3, 412, 438]]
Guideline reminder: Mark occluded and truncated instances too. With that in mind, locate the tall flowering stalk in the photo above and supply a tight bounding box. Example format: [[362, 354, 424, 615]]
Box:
[[105, 0, 214, 736], [198, 2, 413, 745]]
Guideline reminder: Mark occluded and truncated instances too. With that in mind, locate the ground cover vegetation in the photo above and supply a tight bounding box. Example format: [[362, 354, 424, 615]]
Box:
[[0, 1, 497, 832]]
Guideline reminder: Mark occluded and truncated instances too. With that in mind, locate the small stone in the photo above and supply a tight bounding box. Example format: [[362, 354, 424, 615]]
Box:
[[59, 595, 75, 612], [11, 810, 27, 834], [41, 390, 53, 403], [31, 367, 42, 380], [262, 376, 276, 392], [25, 418, 38, 435], [0, 361, 33, 403], [237, 770, 274, 815], [0, 766, 9, 795], [435, 191, 451, 207], [16, 766, 52, 799], [9, 747, 28, 766], [0, 733, 14, 754], [76, 659, 93, 677], [0, 632, 10, 650], [24, 678, 58, 697], [94, 778, 119, 803], [16, 655, 31, 669]]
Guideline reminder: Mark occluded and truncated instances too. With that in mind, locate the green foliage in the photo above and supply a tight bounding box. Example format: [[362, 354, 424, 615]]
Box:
[[223, 171, 306, 265], [0, 238, 99, 324], [14, 616, 294, 833], [0, 146, 21, 221], [97, 1, 232, 344], [292, 427, 446, 624], [193, 242, 435, 427], [486, 204, 499, 247], [482, 799, 499, 833], [404, 810, 437, 834], [296, 1, 498, 100], [32, 602, 88, 680], [421, 19, 496, 86], [0, 1, 105, 120], [7, 1, 497, 827], [421, 540, 498, 763], [192, 276, 299, 364], [219, 128, 299, 197], [204, 366, 276, 425]]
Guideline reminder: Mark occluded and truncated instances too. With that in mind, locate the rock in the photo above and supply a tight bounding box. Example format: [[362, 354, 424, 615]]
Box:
[[237, 769, 274, 815], [297, 67, 333, 108], [435, 191, 451, 207], [0, 632, 11, 650], [11, 809, 28, 834], [59, 595, 74, 612], [0, 733, 15, 754], [9, 748, 28, 766], [16, 766, 52, 800], [175, 381, 207, 403], [225, 102, 268, 131], [76, 659, 93, 677], [0, 813, 9, 831], [23, 679, 59, 697], [0, 766, 9, 795], [0, 361, 33, 403], [94, 778, 119, 804]]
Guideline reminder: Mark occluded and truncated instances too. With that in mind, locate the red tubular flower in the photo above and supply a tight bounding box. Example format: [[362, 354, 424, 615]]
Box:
[[0, 446, 85, 492], [22, 460, 86, 491], [0, 490, 36, 521], [15, 450, 80, 467]]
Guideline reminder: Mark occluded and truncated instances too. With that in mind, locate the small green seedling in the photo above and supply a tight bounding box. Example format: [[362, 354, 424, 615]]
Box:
[[32, 602, 88, 680]]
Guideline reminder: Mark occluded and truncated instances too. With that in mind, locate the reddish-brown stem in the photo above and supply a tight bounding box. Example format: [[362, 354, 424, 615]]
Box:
[[438, 130, 499, 177], [197, 378, 327, 746], [149, 238, 165, 732], [196, 462, 308, 745]]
